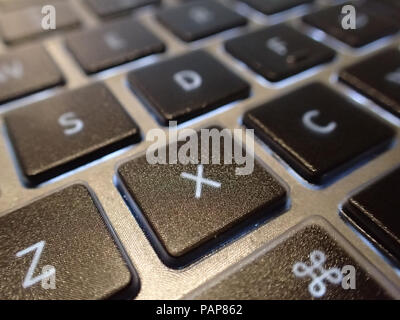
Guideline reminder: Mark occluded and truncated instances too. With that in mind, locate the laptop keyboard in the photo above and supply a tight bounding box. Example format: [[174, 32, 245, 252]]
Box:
[[0, 0, 400, 300]]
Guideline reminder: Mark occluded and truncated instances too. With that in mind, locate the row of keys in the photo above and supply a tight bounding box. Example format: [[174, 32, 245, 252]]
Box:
[[2, 142, 399, 299], [2, 49, 398, 187], [1, 0, 399, 48], [84, 0, 312, 19], [2, 6, 400, 108], [0, 21, 334, 105], [0, 0, 247, 46], [0, 18, 166, 103]]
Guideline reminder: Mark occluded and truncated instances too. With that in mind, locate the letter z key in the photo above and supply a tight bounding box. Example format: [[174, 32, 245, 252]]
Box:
[[0, 185, 139, 299]]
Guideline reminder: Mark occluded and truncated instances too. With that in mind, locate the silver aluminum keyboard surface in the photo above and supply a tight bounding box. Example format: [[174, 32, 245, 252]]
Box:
[[0, 0, 399, 299]]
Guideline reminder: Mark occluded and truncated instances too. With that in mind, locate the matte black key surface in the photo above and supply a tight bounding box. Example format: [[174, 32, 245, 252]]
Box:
[[225, 24, 335, 82], [342, 167, 400, 264], [5, 83, 140, 185], [127, 50, 250, 124], [117, 129, 287, 267], [339, 48, 400, 119], [190, 224, 394, 299], [66, 19, 165, 74], [303, 3, 399, 48], [243, 83, 395, 184], [0, 45, 63, 104], [239, 0, 313, 15], [0, 185, 138, 299], [157, 0, 247, 42], [85, 0, 160, 18], [0, 2, 80, 44]]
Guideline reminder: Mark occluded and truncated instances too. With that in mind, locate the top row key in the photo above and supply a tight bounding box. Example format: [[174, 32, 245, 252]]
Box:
[[239, 0, 314, 15], [0, 2, 80, 44], [84, 0, 161, 19]]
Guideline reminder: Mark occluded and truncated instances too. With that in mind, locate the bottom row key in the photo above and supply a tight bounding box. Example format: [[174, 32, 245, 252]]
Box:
[[117, 129, 288, 268], [187, 220, 398, 299], [0, 185, 139, 300], [342, 166, 400, 265]]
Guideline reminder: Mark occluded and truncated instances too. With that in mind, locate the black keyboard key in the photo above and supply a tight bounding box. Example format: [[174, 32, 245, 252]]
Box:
[[188, 223, 395, 299], [84, 0, 160, 19], [0, 2, 80, 44], [339, 48, 400, 119], [239, 0, 313, 15], [342, 167, 400, 264], [225, 24, 335, 82], [5, 83, 140, 185], [127, 50, 250, 124], [157, 0, 247, 42], [66, 19, 165, 74], [243, 83, 395, 184], [117, 129, 287, 267], [303, 3, 399, 48], [0, 184, 139, 299], [0, 45, 63, 104]]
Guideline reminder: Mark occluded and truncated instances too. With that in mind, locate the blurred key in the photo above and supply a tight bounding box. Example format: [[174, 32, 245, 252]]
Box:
[[0, 45, 63, 104], [0, 2, 80, 44], [225, 24, 335, 82], [340, 48, 400, 119], [243, 83, 395, 184], [157, 0, 247, 42], [66, 19, 165, 74], [5, 83, 140, 185], [127, 50, 250, 124], [84, 0, 160, 19], [189, 223, 395, 299], [239, 0, 313, 15], [0, 184, 139, 299], [342, 167, 400, 264], [303, 3, 399, 48]]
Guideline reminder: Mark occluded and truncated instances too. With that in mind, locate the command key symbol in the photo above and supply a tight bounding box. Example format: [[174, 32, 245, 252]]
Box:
[[292, 250, 343, 298]]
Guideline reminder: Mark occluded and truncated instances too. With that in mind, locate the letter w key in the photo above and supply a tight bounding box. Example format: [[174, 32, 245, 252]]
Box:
[[0, 45, 63, 104]]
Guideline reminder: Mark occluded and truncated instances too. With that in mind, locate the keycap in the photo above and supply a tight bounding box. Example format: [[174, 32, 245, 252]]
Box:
[[342, 167, 400, 264], [243, 83, 395, 184], [0, 184, 139, 299], [339, 48, 400, 119], [0, 44, 64, 104], [84, 0, 160, 19], [225, 24, 335, 82], [5, 83, 140, 186], [117, 128, 287, 267], [188, 223, 395, 299], [127, 50, 250, 124], [0, 2, 81, 44], [66, 19, 165, 74], [239, 0, 313, 15], [156, 0, 247, 42], [303, 3, 399, 48]]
